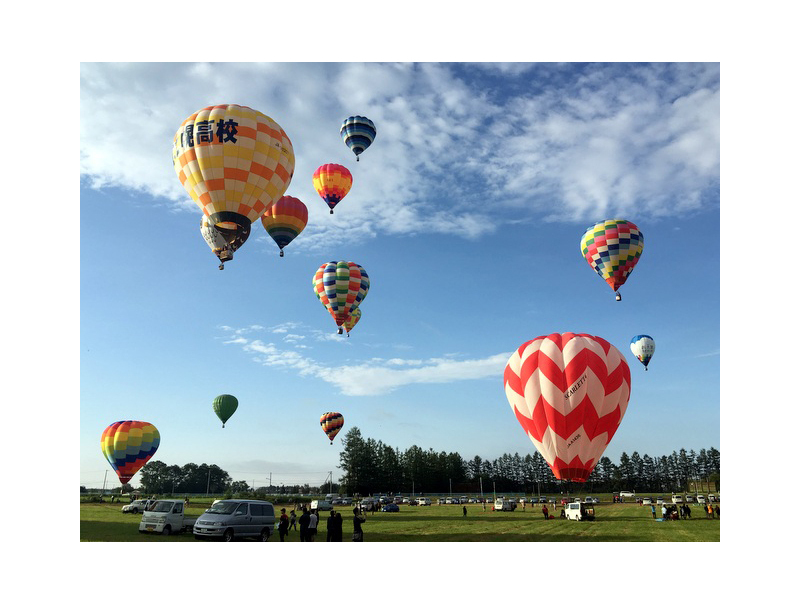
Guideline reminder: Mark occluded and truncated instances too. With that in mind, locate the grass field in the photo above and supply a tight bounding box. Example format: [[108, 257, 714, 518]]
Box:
[[80, 499, 720, 542]]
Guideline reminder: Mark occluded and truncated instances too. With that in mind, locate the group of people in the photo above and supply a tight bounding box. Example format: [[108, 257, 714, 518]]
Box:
[[277, 505, 367, 541], [649, 502, 720, 520]]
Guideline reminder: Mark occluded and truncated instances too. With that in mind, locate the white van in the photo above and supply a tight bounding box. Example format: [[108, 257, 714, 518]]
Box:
[[311, 499, 333, 511], [494, 498, 516, 511], [565, 501, 595, 521], [671, 495, 683, 504], [193, 499, 275, 541], [697, 495, 706, 504]]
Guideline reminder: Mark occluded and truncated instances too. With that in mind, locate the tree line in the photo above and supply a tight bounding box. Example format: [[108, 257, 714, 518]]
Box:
[[337, 427, 720, 495]]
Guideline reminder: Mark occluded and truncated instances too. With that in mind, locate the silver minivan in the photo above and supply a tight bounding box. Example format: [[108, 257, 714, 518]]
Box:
[[193, 499, 275, 541]]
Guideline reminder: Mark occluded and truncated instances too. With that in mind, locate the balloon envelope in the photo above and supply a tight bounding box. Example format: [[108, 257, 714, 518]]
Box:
[[313, 261, 369, 333], [320, 412, 344, 443], [312, 164, 352, 213], [580, 219, 644, 296], [213, 394, 239, 427], [630, 334, 655, 370], [260, 195, 308, 256], [340, 116, 376, 161], [344, 306, 362, 335], [101, 421, 160, 484], [173, 104, 295, 259], [504, 333, 631, 482]]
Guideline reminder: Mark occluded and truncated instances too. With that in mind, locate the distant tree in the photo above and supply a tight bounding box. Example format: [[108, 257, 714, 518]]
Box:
[[230, 480, 250, 493]]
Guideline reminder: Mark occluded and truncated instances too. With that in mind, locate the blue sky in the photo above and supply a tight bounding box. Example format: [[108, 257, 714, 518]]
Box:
[[78, 62, 720, 492]]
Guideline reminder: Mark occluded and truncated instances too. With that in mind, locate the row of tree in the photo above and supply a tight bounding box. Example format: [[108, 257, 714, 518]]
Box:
[[337, 427, 720, 495], [118, 427, 720, 496]]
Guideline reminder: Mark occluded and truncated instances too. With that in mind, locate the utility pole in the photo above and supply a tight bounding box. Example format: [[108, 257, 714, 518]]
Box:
[[206, 468, 211, 496]]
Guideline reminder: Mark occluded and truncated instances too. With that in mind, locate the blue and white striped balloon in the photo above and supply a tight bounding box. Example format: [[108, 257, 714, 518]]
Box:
[[340, 115, 376, 161]]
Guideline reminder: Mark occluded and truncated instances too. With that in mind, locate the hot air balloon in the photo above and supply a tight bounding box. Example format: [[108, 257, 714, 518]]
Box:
[[260, 195, 308, 257], [313, 261, 369, 334], [340, 116, 376, 161], [504, 333, 631, 482], [201, 214, 250, 266], [212, 394, 239, 428], [344, 306, 361, 337], [101, 421, 160, 485], [312, 164, 352, 214], [630, 334, 655, 371], [173, 104, 295, 269], [320, 412, 344, 444], [580, 219, 644, 301]]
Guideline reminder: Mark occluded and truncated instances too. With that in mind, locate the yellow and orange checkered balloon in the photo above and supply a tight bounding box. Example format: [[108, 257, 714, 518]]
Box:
[[173, 104, 295, 238]]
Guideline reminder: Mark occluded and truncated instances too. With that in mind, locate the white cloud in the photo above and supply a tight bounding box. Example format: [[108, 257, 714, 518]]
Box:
[[220, 322, 510, 396], [81, 62, 719, 250]]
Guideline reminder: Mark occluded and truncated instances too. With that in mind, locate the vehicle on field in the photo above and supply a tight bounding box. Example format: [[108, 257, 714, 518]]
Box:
[[359, 498, 377, 511], [656, 497, 664, 504], [696, 495, 706, 504], [494, 498, 516, 511], [592, 497, 600, 504], [469, 498, 477, 503], [341, 497, 353, 505], [642, 497, 652, 504], [585, 497, 593, 503], [708, 494, 718, 502], [460, 496, 469, 504], [381, 503, 400, 512], [671, 495, 683, 504], [446, 497, 454, 504], [565, 501, 595, 521], [416, 497, 432, 506], [331, 498, 343, 505], [311, 499, 333, 512], [619, 491, 635, 498], [539, 496, 547, 503], [402, 497, 411, 504], [122, 499, 155, 514], [193, 499, 275, 542], [139, 499, 196, 535]]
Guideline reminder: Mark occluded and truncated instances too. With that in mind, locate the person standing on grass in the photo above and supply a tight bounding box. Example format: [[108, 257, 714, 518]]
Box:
[[352, 506, 366, 541], [650, 503, 656, 519], [542, 504, 549, 520], [715, 505, 720, 519], [289, 509, 297, 530], [463, 505, 467, 517], [298, 507, 310, 542], [661, 504, 667, 519], [307, 509, 318, 541], [278, 508, 289, 542]]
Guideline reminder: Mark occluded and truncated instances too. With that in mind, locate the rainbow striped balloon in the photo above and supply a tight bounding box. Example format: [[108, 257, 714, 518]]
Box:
[[320, 412, 344, 444], [260, 196, 308, 257], [101, 421, 160, 484]]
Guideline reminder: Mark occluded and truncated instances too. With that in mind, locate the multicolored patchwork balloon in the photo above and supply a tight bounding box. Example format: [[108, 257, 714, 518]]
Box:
[[260, 196, 308, 257], [504, 333, 631, 482], [344, 306, 361, 337], [101, 421, 160, 484], [212, 394, 239, 428], [580, 219, 644, 300], [320, 412, 344, 444], [313, 164, 352, 214], [630, 334, 655, 371], [173, 104, 295, 267], [340, 115, 376, 161], [313, 261, 369, 334]]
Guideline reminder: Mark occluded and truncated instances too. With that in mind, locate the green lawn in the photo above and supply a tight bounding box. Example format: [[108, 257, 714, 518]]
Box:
[[80, 500, 719, 542]]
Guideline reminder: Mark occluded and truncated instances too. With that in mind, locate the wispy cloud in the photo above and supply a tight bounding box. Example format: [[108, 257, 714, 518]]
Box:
[[81, 63, 719, 251], [218, 324, 509, 396]]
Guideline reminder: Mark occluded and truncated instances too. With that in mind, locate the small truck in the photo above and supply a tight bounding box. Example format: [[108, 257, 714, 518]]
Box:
[[138, 499, 197, 536]]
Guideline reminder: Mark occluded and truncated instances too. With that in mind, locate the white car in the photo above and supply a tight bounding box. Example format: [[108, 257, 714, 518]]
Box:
[[697, 495, 707, 504], [122, 499, 154, 514], [671, 495, 683, 504], [416, 497, 432, 506], [642, 497, 653, 504]]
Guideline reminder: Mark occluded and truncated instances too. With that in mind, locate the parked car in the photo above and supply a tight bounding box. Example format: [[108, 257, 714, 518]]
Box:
[[416, 497, 431, 506], [311, 499, 333, 511], [656, 497, 665, 505], [708, 494, 718, 502], [671, 495, 683, 504], [402, 497, 411, 504], [642, 497, 653, 504], [494, 498, 516, 511], [381, 503, 400, 512], [592, 497, 600, 504], [122, 499, 154, 514], [697, 495, 707, 504], [539, 496, 547, 503], [585, 497, 593, 503], [685, 495, 695, 503], [193, 499, 275, 542]]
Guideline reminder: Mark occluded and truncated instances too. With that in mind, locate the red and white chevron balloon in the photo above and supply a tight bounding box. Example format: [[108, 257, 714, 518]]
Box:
[[504, 333, 631, 482]]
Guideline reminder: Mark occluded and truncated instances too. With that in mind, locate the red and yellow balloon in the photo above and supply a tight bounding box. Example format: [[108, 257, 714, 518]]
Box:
[[101, 421, 160, 484]]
